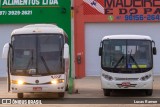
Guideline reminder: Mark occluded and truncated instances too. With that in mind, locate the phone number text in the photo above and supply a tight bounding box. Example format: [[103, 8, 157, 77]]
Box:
[[125, 15, 160, 21], [0, 10, 32, 16]]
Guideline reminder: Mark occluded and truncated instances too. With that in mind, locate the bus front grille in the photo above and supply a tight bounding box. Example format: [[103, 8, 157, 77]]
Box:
[[115, 78, 139, 81]]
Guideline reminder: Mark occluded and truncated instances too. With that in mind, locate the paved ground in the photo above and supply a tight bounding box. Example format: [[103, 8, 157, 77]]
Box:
[[0, 76, 160, 107]]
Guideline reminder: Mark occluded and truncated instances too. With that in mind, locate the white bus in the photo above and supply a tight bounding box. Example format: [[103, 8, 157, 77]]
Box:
[[2, 24, 70, 98], [99, 35, 156, 96]]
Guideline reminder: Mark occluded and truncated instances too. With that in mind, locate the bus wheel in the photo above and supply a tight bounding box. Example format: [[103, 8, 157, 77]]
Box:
[[58, 92, 64, 98], [17, 93, 23, 98], [103, 89, 110, 96], [146, 89, 153, 96]]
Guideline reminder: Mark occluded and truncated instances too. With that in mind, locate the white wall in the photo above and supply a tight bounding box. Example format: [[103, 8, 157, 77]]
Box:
[[85, 22, 160, 76]]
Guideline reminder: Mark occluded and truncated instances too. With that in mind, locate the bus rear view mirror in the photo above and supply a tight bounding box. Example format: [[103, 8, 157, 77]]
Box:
[[152, 40, 156, 55], [99, 47, 102, 56], [153, 47, 157, 55], [63, 43, 69, 59], [2, 43, 10, 59]]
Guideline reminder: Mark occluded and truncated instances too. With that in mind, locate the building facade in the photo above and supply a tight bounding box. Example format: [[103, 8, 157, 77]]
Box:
[[0, 0, 71, 77], [74, 0, 160, 78]]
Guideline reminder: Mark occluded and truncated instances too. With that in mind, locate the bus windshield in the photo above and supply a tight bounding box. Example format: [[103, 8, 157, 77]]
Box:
[[11, 34, 64, 76], [102, 40, 152, 73]]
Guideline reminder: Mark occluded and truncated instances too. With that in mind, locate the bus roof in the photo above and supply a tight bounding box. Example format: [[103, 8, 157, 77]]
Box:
[[102, 35, 152, 41], [11, 24, 65, 36]]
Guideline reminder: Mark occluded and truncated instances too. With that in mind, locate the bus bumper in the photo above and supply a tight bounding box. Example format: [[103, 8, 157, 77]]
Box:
[[101, 76, 153, 89], [10, 84, 65, 93]]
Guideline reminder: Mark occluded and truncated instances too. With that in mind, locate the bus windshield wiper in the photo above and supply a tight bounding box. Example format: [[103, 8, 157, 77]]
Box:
[[129, 55, 140, 69], [114, 55, 124, 68], [128, 49, 140, 69], [40, 56, 51, 74], [26, 50, 33, 70]]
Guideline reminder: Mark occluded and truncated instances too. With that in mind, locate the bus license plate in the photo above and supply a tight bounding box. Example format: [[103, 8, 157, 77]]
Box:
[[122, 82, 130, 86], [33, 87, 42, 91]]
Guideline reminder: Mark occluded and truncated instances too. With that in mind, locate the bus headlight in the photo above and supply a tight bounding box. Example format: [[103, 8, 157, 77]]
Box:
[[140, 74, 152, 81], [17, 80, 24, 85], [11, 80, 24, 85], [51, 80, 58, 84], [102, 74, 113, 81], [51, 79, 65, 84]]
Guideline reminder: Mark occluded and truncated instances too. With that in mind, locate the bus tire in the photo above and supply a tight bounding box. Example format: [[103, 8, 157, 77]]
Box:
[[146, 89, 153, 96], [58, 92, 64, 98], [17, 93, 23, 98], [65, 84, 68, 91], [103, 89, 110, 96]]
